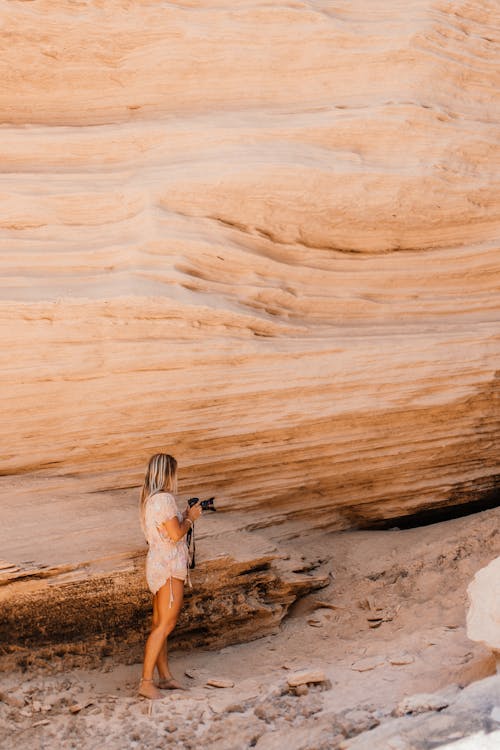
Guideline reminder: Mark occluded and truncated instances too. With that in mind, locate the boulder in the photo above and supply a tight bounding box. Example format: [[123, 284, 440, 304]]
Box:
[[466, 557, 500, 669]]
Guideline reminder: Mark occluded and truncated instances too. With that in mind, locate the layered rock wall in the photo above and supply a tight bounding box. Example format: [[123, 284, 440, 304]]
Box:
[[1, 0, 499, 526]]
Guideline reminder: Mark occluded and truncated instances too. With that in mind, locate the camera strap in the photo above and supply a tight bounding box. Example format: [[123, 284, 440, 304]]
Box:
[[186, 525, 196, 570]]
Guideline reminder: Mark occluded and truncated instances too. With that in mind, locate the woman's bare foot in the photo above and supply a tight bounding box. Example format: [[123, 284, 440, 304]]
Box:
[[138, 678, 164, 700], [157, 677, 187, 690]]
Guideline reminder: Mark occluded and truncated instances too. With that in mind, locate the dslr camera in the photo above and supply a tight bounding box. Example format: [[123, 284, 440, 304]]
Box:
[[188, 496, 216, 512]]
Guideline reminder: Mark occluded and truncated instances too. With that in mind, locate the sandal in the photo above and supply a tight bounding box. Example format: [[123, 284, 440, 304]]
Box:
[[138, 677, 164, 700], [156, 677, 187, 691]]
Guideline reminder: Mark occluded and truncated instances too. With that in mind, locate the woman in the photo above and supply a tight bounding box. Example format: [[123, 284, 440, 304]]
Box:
[[138, 453, 202, 700]]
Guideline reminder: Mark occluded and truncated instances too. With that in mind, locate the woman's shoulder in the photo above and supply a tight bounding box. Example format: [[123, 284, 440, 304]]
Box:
[[145, 492, 177, 522], [149, 491, 177, 507], [155, 490, 176, 501]]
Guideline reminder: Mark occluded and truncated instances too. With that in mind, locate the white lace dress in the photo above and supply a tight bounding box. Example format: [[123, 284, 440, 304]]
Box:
[[143, 491, 190, 606]]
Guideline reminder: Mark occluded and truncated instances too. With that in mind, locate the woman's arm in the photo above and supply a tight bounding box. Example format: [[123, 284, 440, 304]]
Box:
[[159, 500, 202, 542], [159, 515, 192, 543]]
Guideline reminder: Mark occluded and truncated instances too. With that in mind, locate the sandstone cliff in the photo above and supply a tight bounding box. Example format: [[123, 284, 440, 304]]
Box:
[[0, 0, 499, 646]]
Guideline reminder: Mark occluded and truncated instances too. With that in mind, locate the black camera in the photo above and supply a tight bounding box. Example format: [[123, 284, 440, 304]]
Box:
[[188, 496, 216, 512]]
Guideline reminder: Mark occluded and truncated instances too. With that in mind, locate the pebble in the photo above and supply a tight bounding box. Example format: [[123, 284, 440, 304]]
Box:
[[68, 700, 94, 714], [287, 670, 327, 687], [350, 657, 385, 672], [206, 679, 235, 689], [389, 654, 415, 666]]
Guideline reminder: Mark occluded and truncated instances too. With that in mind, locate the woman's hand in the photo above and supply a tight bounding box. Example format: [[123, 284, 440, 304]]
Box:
[[186, 500, 203, 523]]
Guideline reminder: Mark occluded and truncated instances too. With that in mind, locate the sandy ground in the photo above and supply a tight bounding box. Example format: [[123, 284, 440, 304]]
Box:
[[0, 507, 498, 750]]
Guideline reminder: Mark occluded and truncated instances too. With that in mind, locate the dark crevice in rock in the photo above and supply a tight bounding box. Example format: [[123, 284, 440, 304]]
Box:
[[236, 562, 271, 576], [360, 479, 500, 530]]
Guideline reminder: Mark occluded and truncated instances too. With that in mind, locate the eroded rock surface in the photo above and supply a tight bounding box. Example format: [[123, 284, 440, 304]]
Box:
[[0, 521, 328, 650]]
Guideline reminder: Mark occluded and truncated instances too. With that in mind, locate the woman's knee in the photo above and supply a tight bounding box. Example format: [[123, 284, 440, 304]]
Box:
[[152, 617, 178, 639]]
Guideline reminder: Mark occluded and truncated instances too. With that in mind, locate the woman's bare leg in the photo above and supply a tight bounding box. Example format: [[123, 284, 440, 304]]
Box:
[[139, 578, 184, 699], [152, 592, 171, 680], [155, 579, 186, 689]]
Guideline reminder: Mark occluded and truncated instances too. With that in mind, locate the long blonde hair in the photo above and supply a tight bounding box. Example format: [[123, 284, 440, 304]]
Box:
[[139, 453, 178, 535]]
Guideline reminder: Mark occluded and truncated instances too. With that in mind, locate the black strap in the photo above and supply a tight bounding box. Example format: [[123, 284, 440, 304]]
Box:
[[186, 526, 196, 569]]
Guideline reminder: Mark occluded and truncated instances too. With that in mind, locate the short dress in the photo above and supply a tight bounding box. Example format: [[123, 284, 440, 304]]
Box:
[[143, 491, 191, 607]]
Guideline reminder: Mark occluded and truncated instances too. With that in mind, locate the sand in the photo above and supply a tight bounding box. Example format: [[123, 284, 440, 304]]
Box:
[[1, 507, 498, 750]]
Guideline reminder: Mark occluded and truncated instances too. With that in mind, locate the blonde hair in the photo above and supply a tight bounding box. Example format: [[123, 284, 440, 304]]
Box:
[[139, 453, 178, 535]]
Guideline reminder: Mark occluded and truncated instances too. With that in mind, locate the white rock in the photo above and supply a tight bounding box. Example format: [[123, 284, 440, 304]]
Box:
[[435, 730, 500, 750], [466, 557, 500, 657]]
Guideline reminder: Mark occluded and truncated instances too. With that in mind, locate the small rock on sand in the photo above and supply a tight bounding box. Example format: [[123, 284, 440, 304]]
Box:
[[287, 670, 327, 687], [389, 654, 415, 666], [350, 658, 385, 673], [68, 700, 94, 714], [206, 679, 235, 689]]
